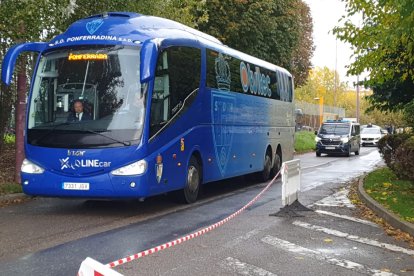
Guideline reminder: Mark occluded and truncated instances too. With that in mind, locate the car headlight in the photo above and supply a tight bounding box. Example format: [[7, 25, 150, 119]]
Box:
[[21, 158, 44, 174], [341, 137, 349, 143], [111, 159, 147, 176], [315, 137, 321, 142]]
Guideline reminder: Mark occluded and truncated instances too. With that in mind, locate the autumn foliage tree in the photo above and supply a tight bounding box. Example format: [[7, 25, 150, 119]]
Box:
[[296, 67, 406, 126]]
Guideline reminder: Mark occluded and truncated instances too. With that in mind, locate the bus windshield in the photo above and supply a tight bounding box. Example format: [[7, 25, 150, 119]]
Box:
[[27, 45, 146, 148]]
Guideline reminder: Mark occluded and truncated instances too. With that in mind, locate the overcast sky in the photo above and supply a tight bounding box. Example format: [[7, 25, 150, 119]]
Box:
[[303, 0, 357, 86]]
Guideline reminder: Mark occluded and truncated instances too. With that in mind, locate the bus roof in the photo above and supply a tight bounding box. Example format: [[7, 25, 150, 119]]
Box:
[[49, 12, 221, 48], [47, 12, 290, 76]]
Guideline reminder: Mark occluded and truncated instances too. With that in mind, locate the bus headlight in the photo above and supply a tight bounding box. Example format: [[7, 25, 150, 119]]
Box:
[[341, 137, 349, 143], [21, 159, 45, 174], [111, 159, 147, 176]]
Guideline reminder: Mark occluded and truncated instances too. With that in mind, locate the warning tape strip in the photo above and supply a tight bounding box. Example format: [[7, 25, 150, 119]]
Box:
[[107, 170, 281, 268]]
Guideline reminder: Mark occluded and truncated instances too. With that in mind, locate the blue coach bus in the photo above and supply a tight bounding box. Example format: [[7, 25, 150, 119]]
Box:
[[1, 12, 295, 203]]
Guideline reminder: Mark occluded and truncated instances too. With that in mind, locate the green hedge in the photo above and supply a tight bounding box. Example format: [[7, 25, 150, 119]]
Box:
[[378, 133, 414, 185]]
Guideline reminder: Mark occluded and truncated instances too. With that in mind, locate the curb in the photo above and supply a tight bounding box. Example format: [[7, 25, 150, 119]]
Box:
[[0, 193, 30, 206], [357, 176, 414, 237]]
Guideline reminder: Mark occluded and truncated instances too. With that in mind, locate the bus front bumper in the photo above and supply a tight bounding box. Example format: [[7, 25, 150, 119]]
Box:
[[20, 171, 149, 199]]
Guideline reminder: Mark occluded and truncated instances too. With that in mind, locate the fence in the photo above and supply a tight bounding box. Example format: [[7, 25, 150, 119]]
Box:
[[295, 101, 346, 131]]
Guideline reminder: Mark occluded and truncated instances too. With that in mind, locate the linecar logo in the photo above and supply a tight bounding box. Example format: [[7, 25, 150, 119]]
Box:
[[86, 19, 104, 35], [59, 157, 111, 170], [60, 157, 74, 170]]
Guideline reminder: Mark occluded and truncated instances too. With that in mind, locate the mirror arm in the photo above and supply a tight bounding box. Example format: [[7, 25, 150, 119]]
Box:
[[2, 42, 47, 85]]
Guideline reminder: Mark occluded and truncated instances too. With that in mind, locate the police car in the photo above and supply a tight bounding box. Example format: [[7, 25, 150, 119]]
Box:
[[315, 120, 361, 157]]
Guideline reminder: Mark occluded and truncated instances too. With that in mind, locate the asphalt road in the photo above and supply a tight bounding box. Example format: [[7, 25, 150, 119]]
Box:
[[1, 147, 413, 275]]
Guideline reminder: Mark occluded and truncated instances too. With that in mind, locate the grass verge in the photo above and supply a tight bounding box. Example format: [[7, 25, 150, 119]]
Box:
[[295, 131, 315, 153], [0, 182, 22, 195], [364, 167, 414, 223]]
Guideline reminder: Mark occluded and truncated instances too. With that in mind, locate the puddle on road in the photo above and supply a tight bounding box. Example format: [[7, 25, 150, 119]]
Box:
[[301, 150, 383, 192]]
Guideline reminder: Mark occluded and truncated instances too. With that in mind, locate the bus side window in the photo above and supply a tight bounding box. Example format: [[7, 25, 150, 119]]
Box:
[[150, 46, 201, 138], [288, 76, 293, 102], [151, 51, 170, 128]]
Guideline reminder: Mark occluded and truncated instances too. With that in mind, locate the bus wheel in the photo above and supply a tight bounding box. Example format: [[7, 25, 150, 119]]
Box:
[[182, 156, 201, 204], [270, 151, 282, 177], [257, 152, 272, 182]]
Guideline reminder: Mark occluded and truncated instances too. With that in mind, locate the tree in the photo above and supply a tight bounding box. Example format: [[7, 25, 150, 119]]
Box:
[[52, 0, 207, 38], [197, 0, 313, 86], [0, 1, 77, 182], [291, 1, 314, 86], [333, 0, 414, 114], [295, 67, 348, 106]]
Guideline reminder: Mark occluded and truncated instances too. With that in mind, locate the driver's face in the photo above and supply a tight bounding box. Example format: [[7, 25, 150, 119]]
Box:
[[74, 102, 84, 113]]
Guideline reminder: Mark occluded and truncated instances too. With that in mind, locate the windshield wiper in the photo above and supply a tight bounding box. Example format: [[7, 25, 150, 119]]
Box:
[[78, 127, 131, 146], [32, 122, 71, 144]]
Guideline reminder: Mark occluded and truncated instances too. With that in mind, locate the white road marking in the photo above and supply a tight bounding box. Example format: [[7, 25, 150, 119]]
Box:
[[293, 221, 414, 256], [315, 209, 379, 227], [310, 189, 355, 208], [224, 229, 262, 248], [261, 235, 397, 276], [220, 257, 277, 276]]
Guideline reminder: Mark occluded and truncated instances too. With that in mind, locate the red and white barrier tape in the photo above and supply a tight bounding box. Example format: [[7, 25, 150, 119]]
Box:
[[107, 170, 281, 268]]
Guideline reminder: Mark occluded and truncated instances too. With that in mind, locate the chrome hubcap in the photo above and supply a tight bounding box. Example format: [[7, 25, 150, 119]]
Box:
[[187, 166, 199, 192]]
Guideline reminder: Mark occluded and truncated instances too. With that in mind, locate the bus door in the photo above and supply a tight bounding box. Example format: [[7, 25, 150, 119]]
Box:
[[147, 46, 201, 192]]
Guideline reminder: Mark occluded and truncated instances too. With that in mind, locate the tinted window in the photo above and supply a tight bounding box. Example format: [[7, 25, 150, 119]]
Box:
[[150, 46, 201, 137], [206, 49, 292, 102]]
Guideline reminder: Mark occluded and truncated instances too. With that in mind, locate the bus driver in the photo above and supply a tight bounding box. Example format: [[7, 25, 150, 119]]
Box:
[[67, 100, 92, 122]]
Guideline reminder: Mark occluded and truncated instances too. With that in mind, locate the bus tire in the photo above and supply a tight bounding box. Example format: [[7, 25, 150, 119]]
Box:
[[182, 156, 201, 204], [257, 151, 272, 182], [270, 150, 282, 177]]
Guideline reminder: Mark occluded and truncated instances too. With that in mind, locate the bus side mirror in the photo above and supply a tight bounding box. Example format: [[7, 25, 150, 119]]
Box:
[[1, 42, 47, 85], [140, 40, 158, 83]]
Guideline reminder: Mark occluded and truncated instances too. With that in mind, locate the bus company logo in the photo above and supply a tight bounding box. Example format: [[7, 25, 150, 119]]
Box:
[[211, 93, 235, 176], [86, 19, 104, 35], [215, 53, 231, 91], [59, 157, 111, 170], [239, 62, 272, 98]]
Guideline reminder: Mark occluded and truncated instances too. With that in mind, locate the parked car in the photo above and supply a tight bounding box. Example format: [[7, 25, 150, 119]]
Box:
[[360, 126, 385, 146]]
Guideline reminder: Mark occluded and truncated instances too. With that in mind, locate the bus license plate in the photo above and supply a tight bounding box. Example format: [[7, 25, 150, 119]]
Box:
[[325, 146, 335, 150], [62, 182, 90, 190]]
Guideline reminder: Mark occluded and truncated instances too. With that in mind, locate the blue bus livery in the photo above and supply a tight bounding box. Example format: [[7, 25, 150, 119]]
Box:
[[2, 12, 295, 203]]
